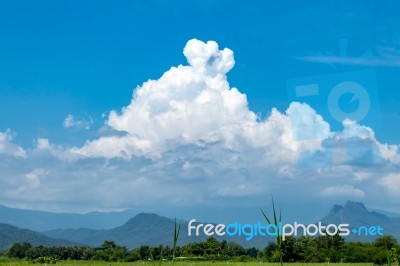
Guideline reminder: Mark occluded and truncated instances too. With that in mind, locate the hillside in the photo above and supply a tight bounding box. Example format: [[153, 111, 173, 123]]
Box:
[[4, 201, 400, 250], [44, 213, 272, 249], [0, 223, 77, 249], [321, 200, 400, 241], [44, 202, 400, 248], [0, 205, 138, 231]]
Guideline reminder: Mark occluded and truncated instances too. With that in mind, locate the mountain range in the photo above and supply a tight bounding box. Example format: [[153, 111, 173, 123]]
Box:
[[321, 200, 400, 241], [43, 213, 272, 249], [0, 201, 399, 250], [0, 223, 76, 249], [0, 205, 138, 231]]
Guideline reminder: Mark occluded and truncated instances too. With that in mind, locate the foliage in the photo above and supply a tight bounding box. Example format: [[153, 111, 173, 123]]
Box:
[[4, 235, 400, 264], [7, 243, 32, 259], [93, 240, 128, 261]]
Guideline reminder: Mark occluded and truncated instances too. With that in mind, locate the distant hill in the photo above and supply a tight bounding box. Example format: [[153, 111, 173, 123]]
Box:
[[44, 202, 400, 248], [44, 213, 272, 249], [5, 201, 400, 250], [0, 223, 77, 249], [0, 205, 138, 231], [321, 200, 400, 241], [367, 207, 400, 218]]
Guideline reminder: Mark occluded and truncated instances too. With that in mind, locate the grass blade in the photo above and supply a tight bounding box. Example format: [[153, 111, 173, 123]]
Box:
[[172, 216, 181, 264]]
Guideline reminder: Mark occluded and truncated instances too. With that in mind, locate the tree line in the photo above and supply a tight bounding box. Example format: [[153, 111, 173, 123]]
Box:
[[5, 235, 400, 264]]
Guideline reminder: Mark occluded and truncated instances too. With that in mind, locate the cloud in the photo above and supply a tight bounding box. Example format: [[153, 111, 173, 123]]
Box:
[[25, 169, 46, 188], [0, 129, 26, 158], [321, 185, 365, 198], [55, 38, 400, 210], [32, 138, 74, 160], [287, 102, 331, 141], [0, 39, 399, 213], [63, 114, 93, 130], [71, 39, 327, 163], [297, 45, 400, 68], [379, 174, 400, 194]]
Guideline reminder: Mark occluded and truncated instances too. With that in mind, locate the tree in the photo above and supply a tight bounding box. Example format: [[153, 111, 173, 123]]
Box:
[[25, 246, 51, 260], [101, 240, 117, 250], [125, 249, 141, 262], [374, 235, 397, 250], [95, 240, 128, 261], [7, 243, 32, 259], [246, 247, 258, 258], [138, 245, 151, 260], [204, 237, 222, 258], [281, 236, 297, 262], [315, 233, 345, 262], [295, 236, 319, 262], [263, 242, 278, 261], [373, 236, 399, 265], [224, 242, 245, 258]]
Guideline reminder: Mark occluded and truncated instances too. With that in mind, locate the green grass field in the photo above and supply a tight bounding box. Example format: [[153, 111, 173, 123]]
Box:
[[0, 261, 374, 266]]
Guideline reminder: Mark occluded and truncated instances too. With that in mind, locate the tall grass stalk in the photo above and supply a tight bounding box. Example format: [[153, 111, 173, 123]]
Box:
[[172, 216, 181, 264], [260, 196, 283, 266]]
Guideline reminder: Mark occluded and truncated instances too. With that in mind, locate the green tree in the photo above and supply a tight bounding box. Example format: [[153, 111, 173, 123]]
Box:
[[374, 235, 398, 250], [25, 246, 50, 260], [295, 236, 319, 262], [281, 236, 297, 262], [225, 241, 245, 258], [7, 242, 32, 259], [138, 245, 151, 260], [262, 242, 277, 261], [315, 233, 345, 262], [203, 237, 223, 259], [246, 247, 258, 258], [95, 240, 128, 261], [125, 249, 141, 262], [342, 242, 373, 263]]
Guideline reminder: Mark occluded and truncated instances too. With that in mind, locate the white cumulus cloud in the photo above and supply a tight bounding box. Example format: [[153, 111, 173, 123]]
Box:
[[71, 39, 327, 163], [0, 129, 26, 158], [321, 185, 365, 198], [0, 39, 399, 213]]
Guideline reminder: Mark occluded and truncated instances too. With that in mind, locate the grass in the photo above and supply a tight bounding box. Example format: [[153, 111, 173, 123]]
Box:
[[261, 196, 282, 266], [172, 216, 181, 263], [0, 262, 375, 266]]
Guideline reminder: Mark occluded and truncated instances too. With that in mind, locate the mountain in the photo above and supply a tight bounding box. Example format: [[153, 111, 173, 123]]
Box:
[[367, 207, 400, 218], [44, 213, 272, 249], [0, 205, 138, 231], [0, 223, 77, 249], [40, 228, 102, 244], [321, 200, 400, 241], [44, 202, 400, 248], [44, 213, 202, 248], [6, 201, 400, 249]]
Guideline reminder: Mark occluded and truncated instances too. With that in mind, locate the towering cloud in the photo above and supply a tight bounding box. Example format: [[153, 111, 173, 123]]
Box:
[[0, 39, 399, 212], [71, 39, 328, 162]]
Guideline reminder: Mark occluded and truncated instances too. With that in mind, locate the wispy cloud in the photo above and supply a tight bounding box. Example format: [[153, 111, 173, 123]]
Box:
[[63, 114, 93, 130], [298, 45, 400, 68]]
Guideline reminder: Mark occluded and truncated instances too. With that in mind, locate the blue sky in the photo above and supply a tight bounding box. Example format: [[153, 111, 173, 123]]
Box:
[[0, 1, 400, 223]]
